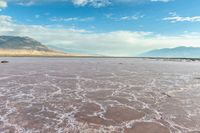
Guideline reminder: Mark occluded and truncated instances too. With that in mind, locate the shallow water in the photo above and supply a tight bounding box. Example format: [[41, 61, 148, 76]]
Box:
[[0, 58, 200, 133]]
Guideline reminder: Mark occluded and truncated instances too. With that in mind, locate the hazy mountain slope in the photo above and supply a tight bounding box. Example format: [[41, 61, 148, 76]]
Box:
[[0, 35, 90, 57], [0, 36, 50, 51], [140, 46, 200, 58]]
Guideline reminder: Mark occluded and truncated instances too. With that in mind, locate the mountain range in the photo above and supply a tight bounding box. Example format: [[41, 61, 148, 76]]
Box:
[[0, 36, 82, 57], [0, 36, 50, 51], [140, 46, 200, 58], [1, 35, 200, 58]]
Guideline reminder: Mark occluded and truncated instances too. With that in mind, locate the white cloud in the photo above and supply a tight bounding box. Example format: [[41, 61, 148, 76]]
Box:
[[0, 0, 7, 9], [6, 0, 37, 6], [115, 0, 171, 3], [119, 15, 143, 21], [4, 0, 171, 8], [105, 13, 144, 21], [7, 0, 111, 7], [150, 0, 170, 2], [163, 12, 200, 23], [50, 17, 95, 22], [72, 0, 88, 6], [72, 0, 111, 8], [1, 15, 200, 56]]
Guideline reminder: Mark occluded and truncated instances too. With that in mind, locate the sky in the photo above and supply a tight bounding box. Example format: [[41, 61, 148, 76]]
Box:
[[1, 0, 200, 56]]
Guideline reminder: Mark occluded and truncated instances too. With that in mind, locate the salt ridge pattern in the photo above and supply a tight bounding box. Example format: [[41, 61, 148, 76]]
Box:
[[0, 58, 200, 133]]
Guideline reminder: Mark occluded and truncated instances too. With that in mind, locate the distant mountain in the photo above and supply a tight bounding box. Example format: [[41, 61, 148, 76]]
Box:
[[140, 46, 200, 58], [0, 36, 50, 51], [0, 35, 88, 57]]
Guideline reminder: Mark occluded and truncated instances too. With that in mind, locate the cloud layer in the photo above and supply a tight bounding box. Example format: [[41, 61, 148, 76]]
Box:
[[163, 12, 200, 23], [50, 17, 95, 22], [2, 0, 172, 8], [72, 0, 111, 8], [0, 0, 7, 9], [105, 13, 144, 21], [1, 15, 200, 56]]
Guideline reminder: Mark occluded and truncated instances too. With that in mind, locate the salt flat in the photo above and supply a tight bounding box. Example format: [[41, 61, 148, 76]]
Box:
[[0, 58, 200, 133]]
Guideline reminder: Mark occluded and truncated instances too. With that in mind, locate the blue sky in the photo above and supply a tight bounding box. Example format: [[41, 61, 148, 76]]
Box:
[[1, 0, 200, 56]]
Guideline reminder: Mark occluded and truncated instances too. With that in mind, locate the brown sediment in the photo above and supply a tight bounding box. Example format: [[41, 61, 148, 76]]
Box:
[[7, 102, 72, 130], [124, 122, 170, 133], [75, 103, 132, 126], [1, 58, 200, 132], [74, 103, 115, 126], [109, 96, 144, 109], [104, 106, 145, 123], [77, 115, 115, 126], [77, 102, 102, 115], [0, 126, 16, 133], [86, 90, 113, 100], [173, 117, 198, 129], [9, 113, 47, 130], [42, 128, 57, 133], [109, 96, 130, 104]]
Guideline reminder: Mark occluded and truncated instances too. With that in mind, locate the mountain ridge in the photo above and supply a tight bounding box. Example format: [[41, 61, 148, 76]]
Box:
[[140, 46, 200, 58], [0, 35, 51, 51], [0, 35, 86, 57]]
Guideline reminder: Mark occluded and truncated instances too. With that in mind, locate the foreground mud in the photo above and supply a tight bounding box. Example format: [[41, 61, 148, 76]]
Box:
[[0, 58, 200, 133]]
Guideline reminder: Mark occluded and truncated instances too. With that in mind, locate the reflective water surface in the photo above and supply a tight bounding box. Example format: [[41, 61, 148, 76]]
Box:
[[0, 58, 200, 133]]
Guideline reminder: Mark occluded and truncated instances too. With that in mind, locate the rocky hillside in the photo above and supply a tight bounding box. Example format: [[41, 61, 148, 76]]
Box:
[[0, 36, 51, 51], [0, 35, 86, 57]]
